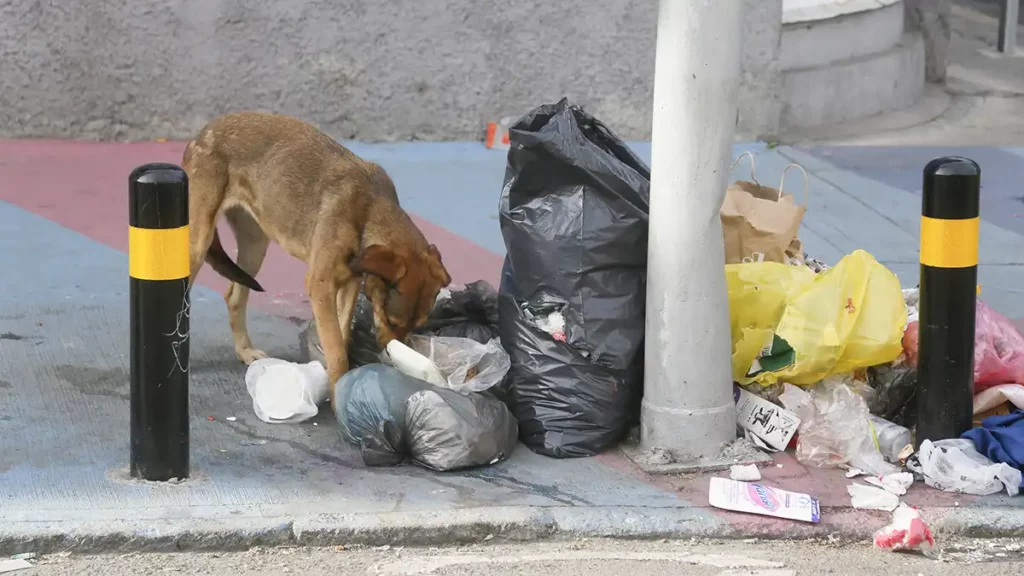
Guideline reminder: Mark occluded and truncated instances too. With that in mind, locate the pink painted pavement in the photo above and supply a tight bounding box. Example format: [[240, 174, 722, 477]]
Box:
[[0, 139, 503, 319]]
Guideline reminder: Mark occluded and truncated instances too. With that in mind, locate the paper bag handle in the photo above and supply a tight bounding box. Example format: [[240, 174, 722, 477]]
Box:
[[729, 151, 762, 188], [779, 163, 809, 207]]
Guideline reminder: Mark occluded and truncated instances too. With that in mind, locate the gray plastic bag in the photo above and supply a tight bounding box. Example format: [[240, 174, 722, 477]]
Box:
[[334, 364, 518, 471]]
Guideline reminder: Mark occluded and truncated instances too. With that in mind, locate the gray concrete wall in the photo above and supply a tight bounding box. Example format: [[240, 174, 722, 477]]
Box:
[[738, 0, 784, 140], [0, 0, 782, 142], [904, 0, 952, 82]]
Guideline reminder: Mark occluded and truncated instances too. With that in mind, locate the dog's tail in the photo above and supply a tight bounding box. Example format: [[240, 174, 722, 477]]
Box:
[[205, 229, 265, 292]]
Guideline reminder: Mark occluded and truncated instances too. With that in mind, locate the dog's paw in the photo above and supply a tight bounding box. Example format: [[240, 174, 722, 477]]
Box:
[[236, 347, 268, 364]]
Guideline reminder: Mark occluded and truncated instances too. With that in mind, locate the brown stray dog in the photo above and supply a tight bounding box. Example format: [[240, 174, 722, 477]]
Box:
[[183, 111, 452, 399]]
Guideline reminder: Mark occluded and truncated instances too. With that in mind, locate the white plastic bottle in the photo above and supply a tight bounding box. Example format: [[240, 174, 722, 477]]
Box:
[[869, 415, 912, 464]]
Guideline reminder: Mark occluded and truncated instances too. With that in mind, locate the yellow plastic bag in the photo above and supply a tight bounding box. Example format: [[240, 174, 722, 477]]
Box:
[[727, 249, 908, 386]]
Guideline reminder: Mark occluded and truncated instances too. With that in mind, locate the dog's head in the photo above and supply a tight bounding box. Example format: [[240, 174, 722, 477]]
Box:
[[353, 243, 452, 343]]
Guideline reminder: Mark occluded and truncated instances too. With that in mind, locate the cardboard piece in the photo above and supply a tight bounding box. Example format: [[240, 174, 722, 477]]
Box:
[[734, 387, 801, 452], [709, 477, 821, 523]]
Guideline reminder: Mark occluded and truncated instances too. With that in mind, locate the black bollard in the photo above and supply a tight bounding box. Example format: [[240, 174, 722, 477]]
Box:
[[129, 163, 191, 481], [915, 156, 980, 447]]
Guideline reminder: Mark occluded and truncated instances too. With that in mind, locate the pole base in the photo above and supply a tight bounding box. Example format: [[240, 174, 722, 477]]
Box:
[[621, 423, 772, 475]]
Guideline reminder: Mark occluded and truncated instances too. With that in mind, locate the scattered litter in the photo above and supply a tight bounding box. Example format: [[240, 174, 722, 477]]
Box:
[[217, 449, 227, 453], [226, 416, 237, 422], [868, 415, 912, 464], [708, 477, 820, 523], [874, 503, 935, 556], [729, 464, 762, 482], [864, 361, 917, 427], [779, 380, 899, 477], [313, 422, 318, 426], [240, 439, 267, 446], [903, 288, 919, 324], [484, 116, 515, 149], [483, 534, 494, 542], [0, 559, 32, 573], [845, 468, 865, 479], [734, 387, 800, 452], [848, 483, 900, 511], [908, 439, 1021, 496], [7, 555, 34, 561], [245, 359, 329, 424], [863, 472, 914, 496], [206, 416, 215, 421], [897, 444, 915, 465]]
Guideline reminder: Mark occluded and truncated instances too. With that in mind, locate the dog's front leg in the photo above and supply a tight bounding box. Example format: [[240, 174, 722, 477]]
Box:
[[307, 272, 347, 405]]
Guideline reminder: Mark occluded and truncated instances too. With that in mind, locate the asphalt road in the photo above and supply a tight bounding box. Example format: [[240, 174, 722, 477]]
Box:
[[17, 537, 1024, 575]]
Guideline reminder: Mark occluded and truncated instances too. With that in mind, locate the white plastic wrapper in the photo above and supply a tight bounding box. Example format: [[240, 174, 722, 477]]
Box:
[[245, 359, 329, 424], [910, 439, 1021, 496], [847, 483, 899, 511]]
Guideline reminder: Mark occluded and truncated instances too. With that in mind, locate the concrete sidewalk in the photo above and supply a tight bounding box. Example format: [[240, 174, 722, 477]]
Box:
[[1, 139, 1023, 554]]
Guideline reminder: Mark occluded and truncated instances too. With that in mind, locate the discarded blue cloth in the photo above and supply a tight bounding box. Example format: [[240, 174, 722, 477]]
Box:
[[962, 410, 1024, 488]]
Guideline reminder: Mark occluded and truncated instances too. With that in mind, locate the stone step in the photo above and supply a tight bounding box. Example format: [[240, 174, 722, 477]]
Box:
[[780, 30, 925, 130], [781, 0, 906, 70]]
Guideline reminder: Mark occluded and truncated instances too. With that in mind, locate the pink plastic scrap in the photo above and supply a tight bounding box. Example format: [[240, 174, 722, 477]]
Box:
[[904, 298, 1024, 393], [873, 503, 935, 555]]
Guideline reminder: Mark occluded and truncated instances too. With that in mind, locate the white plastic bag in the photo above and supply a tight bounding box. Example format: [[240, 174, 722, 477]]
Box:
[[382, 339, 447, 387], [245, 359, 329, 424], [779, 379, 899, 477], [407, 335, 510, 393], [911, 439, 1021, 496]]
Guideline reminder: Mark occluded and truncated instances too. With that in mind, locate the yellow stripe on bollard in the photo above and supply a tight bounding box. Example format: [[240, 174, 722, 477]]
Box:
[[919, 216, 979, 269], [128, 225, 190, 280]]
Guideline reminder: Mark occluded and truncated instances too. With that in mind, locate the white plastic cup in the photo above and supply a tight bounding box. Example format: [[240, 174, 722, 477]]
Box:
[[245, 359, 329, 423]]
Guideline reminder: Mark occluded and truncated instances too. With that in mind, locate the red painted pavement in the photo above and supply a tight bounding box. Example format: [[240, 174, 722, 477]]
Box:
[[597, 449, 972, 539], [0, 139, 503, 318]]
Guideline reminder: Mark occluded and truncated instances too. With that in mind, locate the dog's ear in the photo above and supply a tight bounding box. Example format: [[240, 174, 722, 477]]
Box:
[[425, 244, 452, 287], [352, 245, 407, 283]]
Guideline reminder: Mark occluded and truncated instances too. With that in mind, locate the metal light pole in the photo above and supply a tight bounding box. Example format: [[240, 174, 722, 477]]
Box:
[[998, 0, 1018, 54], [640, 0, 743, 458]]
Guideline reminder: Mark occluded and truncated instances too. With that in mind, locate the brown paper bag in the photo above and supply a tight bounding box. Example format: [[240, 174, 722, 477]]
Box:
[[721, 152, 808, 265]]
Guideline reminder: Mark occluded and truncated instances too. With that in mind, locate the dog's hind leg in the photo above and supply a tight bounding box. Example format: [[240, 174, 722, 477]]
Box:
[[223, 207, 270, 364], [183, 142, 227, 289]]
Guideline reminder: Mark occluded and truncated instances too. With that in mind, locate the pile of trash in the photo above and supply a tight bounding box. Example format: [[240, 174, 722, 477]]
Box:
[[717, 214, 1024, 555], [243, 280, 516, 473], [232, 102, 1024, 551]]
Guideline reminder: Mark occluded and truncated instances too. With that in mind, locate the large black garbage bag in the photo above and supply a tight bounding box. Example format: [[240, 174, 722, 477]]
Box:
[[334, 364, 518, 471], [498, 98, 650, 458], [300, 281, 501, 369]]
